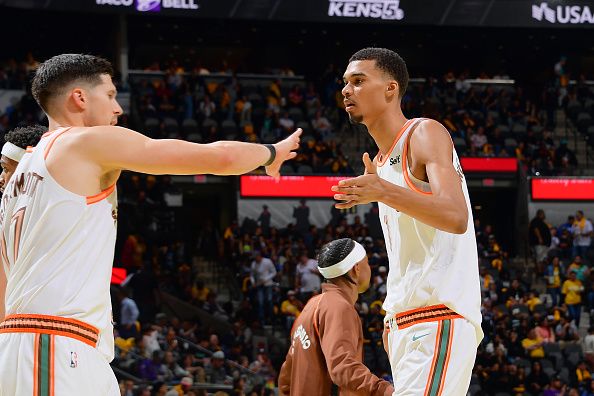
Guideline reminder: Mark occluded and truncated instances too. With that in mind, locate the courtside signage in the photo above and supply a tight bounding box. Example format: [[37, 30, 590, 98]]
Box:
[[531, 178, 594, 201], [240, 175, 346, 198], [459, 158, 518, 173], [328, 0, 404, 20], [95, 0, 199, 11], [532, 2, 594, 24]]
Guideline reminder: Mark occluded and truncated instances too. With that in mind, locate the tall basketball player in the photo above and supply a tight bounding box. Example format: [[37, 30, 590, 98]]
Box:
[[0, 54, 300, 396], [332, 48, 483, 395]]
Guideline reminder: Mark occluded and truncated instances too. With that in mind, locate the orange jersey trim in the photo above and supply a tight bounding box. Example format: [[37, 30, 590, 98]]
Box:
[[395, 304, 462, 329], [49, 334, 55, 396], [86, 183, 116, 205], [0, 314, 99, 348], [424, 320, 442, 396], [376, 118, 416, 167], [402, 132, 432, 196], [33, 333, 40, 396], [43, 128, 72, 160], [437, 321, 455, 396]]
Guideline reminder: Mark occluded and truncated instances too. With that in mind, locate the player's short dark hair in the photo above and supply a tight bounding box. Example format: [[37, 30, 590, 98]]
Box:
[[349, 47, 409, 99], [317, 238, 357, 284], [318, 238, 354, 268], [4, 125, 47, 150], [31, 54, 114, 112]]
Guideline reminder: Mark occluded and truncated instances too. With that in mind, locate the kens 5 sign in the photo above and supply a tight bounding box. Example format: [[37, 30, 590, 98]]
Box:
[[328, 0, 404, 20]]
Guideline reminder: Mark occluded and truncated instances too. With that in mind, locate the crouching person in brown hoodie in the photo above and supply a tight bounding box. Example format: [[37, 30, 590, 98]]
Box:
[[278, 238, 394, 395]]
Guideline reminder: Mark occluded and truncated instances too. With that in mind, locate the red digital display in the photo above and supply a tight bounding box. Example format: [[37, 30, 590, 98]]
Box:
[[240, 175, 347, 198], [460, 158, 518, 173], [111, 267, 127, 285], [531, 178, 594, 201]]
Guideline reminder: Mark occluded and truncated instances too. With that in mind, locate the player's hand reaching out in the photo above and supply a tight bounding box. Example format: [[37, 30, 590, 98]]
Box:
[[332, 152, 384, 209], [265, 128, 302, 181]]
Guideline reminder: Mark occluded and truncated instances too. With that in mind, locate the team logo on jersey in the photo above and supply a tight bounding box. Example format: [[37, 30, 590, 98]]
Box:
[[293, 325, 311, 350], [389, 155, 401, 166], [70, 352, 78, 368]]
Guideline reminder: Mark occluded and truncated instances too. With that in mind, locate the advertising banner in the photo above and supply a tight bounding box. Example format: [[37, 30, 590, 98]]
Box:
[[1, 0, 593, 27]]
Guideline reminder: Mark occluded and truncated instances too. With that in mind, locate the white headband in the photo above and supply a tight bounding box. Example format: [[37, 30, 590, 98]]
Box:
[[1, 142, 26, 162], [318, 241, 367, 279]]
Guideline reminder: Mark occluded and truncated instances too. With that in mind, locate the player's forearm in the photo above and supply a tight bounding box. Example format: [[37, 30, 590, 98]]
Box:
[[379, 179, 468, 234], [206, 141, 273, 175], [147, 140, 272, 175], [327, 353, 393, 395]]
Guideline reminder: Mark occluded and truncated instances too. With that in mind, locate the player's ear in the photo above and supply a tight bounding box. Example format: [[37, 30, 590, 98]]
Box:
[[386, 81, 398, 100], [352, 263, 361, 278], [71, 88, 87, 110]]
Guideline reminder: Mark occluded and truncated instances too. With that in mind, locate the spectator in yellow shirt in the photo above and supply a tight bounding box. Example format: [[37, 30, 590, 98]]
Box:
[[281, 290, 304, 330], [522, 329, 545, 359], [546, 256, 564, 307], [191, 279, 210, 307], [576, 361, 592, 388], [562, 270, 584, 325]]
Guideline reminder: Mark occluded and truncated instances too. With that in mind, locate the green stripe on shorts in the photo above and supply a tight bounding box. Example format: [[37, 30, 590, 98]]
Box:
[[38, 334, 50, 396], [427, 319, 452, 396]]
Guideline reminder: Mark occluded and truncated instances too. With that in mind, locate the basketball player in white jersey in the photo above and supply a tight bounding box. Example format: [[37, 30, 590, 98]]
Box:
[[0, 125, 46, 193], [332, 48, 483, 395], [0, 54, 300, 396]]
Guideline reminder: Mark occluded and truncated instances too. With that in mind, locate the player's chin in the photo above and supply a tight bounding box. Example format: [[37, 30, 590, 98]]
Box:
[[347, 112, 364, 125], [358, 282, 370, 294]]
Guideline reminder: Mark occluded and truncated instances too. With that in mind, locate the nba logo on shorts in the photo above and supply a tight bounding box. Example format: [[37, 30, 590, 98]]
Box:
[[70, 352, 78, 368], [136, 0, 161, 12]]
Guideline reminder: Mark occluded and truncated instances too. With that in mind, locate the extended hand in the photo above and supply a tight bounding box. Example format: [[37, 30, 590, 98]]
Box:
[[266, 128, 302, 180], [331, 153, 383, 209]]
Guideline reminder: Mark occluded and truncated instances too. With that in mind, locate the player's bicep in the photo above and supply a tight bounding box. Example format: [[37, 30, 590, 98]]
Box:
[[415, 121, 466, 203]]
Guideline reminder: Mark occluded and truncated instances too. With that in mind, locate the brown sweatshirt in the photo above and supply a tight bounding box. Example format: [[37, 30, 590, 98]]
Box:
[[278, 283, 393, 396]]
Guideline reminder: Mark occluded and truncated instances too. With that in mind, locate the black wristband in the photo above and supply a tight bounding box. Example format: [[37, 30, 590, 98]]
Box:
[[263, 144, 276, 167]]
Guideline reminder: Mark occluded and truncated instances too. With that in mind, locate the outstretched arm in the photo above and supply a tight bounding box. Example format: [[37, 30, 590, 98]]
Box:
[[82, 126, 301, 178], [332, 120, 468, 234]]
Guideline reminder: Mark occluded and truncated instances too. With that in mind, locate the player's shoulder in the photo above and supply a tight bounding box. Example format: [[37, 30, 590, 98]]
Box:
[[413, 118, 450, 136], [317, 292, 356, 315], [410, 118, 452, 146]]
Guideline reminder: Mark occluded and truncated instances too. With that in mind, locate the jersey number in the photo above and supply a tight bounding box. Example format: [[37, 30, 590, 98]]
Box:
[[1, 207, 25, 269]]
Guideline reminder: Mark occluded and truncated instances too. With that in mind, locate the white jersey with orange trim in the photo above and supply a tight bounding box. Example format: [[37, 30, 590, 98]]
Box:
[[0, 127, 118, 361], [376, 118, 483, 345]]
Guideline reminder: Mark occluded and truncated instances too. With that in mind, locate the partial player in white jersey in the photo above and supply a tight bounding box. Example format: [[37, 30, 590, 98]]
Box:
[[0, 54, 301, 396], [0, 125, 46, 193], [332, 48, 483, 395]]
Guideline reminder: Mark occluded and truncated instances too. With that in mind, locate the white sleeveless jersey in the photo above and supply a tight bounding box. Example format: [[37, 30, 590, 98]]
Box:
[[377, 118, 483, 344], [0, 128, 118, 361]]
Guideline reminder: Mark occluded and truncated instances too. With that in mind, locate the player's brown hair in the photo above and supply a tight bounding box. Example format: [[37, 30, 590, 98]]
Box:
[[31, 54, 114, 112]]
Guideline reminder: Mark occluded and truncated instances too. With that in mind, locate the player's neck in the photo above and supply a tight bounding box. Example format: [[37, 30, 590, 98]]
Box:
[[47, 114, 85, 132], [365, 111, 408, 157], [330, 278, 359, 304]]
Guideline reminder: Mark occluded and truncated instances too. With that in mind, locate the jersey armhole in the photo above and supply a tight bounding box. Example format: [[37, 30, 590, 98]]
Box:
[[402, 118, 432, 195]]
